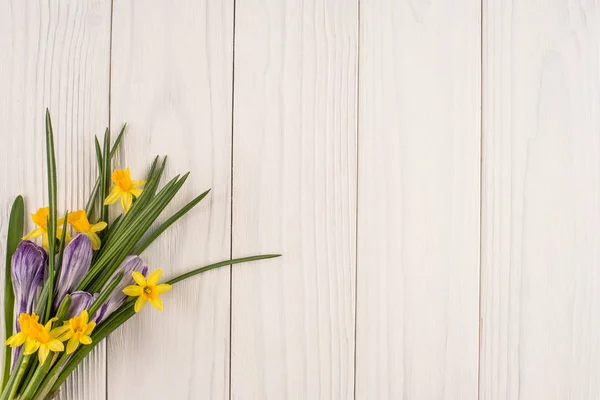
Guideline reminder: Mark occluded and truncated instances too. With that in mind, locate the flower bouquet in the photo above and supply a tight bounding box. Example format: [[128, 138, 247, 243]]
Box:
[[0, 111, 279, 400]]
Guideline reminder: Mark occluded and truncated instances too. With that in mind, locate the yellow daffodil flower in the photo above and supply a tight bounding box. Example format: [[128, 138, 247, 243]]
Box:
[[22, 317, 66, 364], [123, 269, 172, 312], [67, 210, 107, 250], [56, 310, 96, 354], [23, 207, 71, 249], [103, 167, 145, 213], [4, 313, 39, 348]]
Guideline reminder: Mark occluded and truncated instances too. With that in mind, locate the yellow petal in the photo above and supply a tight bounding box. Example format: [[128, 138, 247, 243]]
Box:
[[79, 335, 92, 345], [23, 227, 44, 240], [87, 232, 102, 251], [57, 228, 72, 241], [134, 296, 147, 313], [41, 233, 49, 249], [129, 187, 143, 198], [147, 269, 162, 286], [38, 346, 50, 364], [130, 180, 146, 187], [103, 188, 121, 205], [85, 322, 96, 336], [47, 339, 64, 352], [24, 338, 40, 355], [148, 295, 164, 311], [66, 337, 79, 354], [120, 191, 133, 212], [5, 332, 27, 347], [50, 325, 71, 340], [45, 317, 58, 331], [155, 284, 172, 294], [80, 310, 89, 324], [90, 221, 107, 233], [123, 285, 142, 297], [131, 272, 146, 286]]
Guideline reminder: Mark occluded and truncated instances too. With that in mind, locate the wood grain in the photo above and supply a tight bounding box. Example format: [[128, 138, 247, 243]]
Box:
[[0, 1, 111, 399], [355, 0, 481, 398], [230, 0, 358, 398], [480, 2, 600, 399], [107, 0, 234, 398]]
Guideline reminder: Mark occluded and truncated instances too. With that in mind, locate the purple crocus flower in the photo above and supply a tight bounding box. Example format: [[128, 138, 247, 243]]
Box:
[[11, 240, 47, 365], [11, 240, 47, 324], [54, 234, 92, 309], [67, 291, 94, 319], [96, 255, 148, 323]]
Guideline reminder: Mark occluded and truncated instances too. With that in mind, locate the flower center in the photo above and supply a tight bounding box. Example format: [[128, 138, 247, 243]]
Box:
[[143, 286, 153, 296]]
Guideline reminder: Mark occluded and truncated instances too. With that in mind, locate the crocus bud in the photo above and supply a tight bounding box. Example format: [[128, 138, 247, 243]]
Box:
[[67, 291, 94, 319], [11, 241, 47, 325], [96, 255, 148, 323], [54, 234, 93, 309]]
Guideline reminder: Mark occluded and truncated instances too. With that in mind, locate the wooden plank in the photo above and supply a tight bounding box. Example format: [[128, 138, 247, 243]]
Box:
[[107, 1, 234, 398], [355, 0, 481, 398], [480, 2, 600, 399], [230, 0, 358, 398], [0, 1, 111, 399]]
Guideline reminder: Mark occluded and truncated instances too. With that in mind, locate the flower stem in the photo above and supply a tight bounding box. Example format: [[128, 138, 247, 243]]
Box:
[[20, 353, 53, 400], [6, 354, 29, 400], [32, 353, 67, 400]]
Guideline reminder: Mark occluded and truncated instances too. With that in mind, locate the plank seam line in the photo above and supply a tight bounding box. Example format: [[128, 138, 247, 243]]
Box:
[[353, 0, 361, 399], [229, 0, 238, 398], [477, 0, 484, 399], [106, 0, 115, 398]]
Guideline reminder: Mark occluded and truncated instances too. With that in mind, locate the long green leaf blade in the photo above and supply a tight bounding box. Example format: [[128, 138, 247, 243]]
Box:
[[45, 109, 58, 321], [167, 254, 281, 285], [100, 129, 111, 228], [1, 196, 23, 388], [133, 189, 211, 254]]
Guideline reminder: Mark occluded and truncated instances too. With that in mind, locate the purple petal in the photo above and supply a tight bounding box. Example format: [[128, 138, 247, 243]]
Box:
[[11, 240, 47, 326], [54, 234, 92, 309], [67, 291, 94, 319]]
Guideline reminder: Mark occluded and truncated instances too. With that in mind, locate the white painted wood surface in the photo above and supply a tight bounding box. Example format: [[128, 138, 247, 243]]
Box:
[[231, 0, 357, 399], [0, 0, 600, 399], [356, 0, 481, 399], [480, 2, 600, 400]]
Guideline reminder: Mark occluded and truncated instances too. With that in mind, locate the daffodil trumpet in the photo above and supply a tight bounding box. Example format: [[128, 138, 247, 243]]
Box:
[[0, 110, 280, 400]]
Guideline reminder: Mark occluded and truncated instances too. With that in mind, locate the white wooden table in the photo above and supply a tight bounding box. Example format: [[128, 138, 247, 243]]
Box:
[[0, 1, 598, 399]]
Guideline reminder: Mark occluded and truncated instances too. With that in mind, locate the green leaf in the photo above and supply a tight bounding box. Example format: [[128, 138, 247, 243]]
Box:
[[88, 272, 123, 319], [100, 129, 111, 228], [55, 294, 72, 323], [45, 109, 58, 322], [86, 128, 127, 219], [109, 124, 126, 159], [167, 254, 281, 285], [1, 195, 23, 389], [133, 189, 211, 254], [55, 211, 69, 272]]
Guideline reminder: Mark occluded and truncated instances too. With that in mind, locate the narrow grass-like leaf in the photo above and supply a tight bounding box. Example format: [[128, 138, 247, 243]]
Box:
[[167, 254, 281, 285], [87, 173, 190, 291], [88, 272, 123, 319], [83, 172, 184, 291], [100, 129, 111, 228], [87, 129, 126, 218], [109, 124, 126, 159], [55, 294, 71, 323], [1, 196, 24, 389], [45, 109, 58, 321], [133, 189, 211, 254], [55, 211, 69, 273]]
